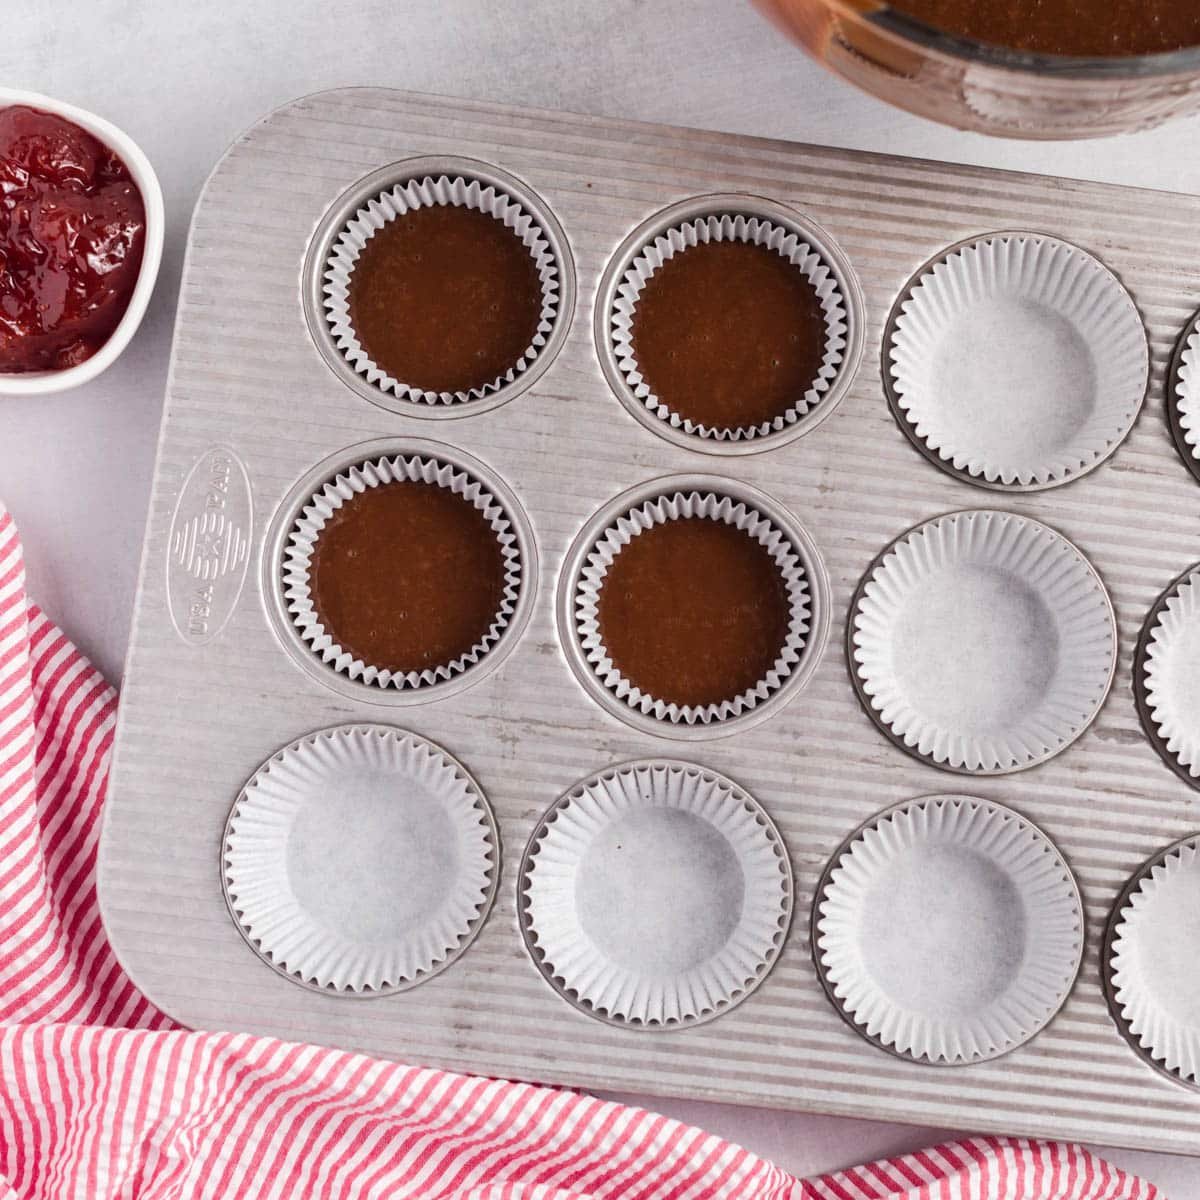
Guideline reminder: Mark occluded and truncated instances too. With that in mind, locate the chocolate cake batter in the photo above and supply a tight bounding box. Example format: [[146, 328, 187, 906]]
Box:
[[630, 239, 826, 432], [309, 480, 507, 673], [596, 517, 792, 708], [891, 0, 1200, 57], [347, 204, 542, 394]]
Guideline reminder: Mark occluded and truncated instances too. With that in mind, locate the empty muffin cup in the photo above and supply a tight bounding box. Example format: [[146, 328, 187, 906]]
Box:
[[518, 759, 793, 1028], [223, 724, 498, 994], [1135, 564, 1200, 788], [316, 164, 566, 410], [281, 447, 528, 695], [598, 195, 863, 454], [850, 509, 1116, 774], [560, 477, 829, 738], [1105, 834, 1200, 1088], [1167, 309, 1200, 486], [886, 233, 1148, 491], [815, 795, 1083, 1065]]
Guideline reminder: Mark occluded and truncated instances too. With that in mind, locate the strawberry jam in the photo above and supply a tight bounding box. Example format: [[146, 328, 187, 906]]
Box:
[[0, 105, 145, 373]]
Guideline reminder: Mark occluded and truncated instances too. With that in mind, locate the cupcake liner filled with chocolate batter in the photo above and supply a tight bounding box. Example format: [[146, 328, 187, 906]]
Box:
[[321, 173, 562, 406], [605, 208, 854, 446], [563, 481, 828, 734], [282, 452, 525, 691]]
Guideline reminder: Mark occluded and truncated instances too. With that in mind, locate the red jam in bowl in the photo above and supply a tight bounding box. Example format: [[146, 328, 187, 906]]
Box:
[[0, 105, 146, 374]]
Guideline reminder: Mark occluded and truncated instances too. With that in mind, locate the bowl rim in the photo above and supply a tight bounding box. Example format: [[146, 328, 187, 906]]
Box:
[[0, 87, 164, 396]]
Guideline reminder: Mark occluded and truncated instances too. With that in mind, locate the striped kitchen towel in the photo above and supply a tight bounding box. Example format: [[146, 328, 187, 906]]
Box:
[[0, 503, 1158, 1199]]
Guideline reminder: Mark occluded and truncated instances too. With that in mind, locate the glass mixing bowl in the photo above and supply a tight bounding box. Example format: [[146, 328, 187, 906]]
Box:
[[757, 0, 1200, 139]]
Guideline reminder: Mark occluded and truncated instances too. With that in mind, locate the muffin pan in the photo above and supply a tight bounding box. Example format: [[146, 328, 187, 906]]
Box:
[[99, 89, 1200, 1155]]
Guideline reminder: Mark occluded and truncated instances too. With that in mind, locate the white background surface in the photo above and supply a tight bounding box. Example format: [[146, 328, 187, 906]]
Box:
[[4, 1, 1199, 1190]]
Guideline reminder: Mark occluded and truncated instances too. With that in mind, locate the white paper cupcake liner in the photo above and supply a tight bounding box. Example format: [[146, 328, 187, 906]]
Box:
[[888, 233, 1148, 489], [1108, 836, 1200, 1085], [321, 174, 561, 405], [1140, 567, 1200, 780], [519, 760, 792, 1027], [1171, 316, 1200, 470], [283, 453, 523, 690], [223, 724, 498, 993], [609, 214, 849, 441], [816, 795, 1083, 1065], [851, 510, 1116, 774], [574, 490, 812, 726]]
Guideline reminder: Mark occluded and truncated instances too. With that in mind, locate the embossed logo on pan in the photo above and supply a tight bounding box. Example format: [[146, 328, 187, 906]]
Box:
[[167, 446, 252, 646]]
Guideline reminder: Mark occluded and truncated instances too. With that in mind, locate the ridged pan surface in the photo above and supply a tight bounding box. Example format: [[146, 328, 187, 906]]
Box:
[[98, 88, 1200, 1156]]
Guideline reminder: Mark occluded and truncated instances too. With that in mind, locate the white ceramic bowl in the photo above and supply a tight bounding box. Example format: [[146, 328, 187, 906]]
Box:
[[0, 88, 163, 396]]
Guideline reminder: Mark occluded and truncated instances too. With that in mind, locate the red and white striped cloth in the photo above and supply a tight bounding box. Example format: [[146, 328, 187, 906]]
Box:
[[0, 502, 1159, 1199]]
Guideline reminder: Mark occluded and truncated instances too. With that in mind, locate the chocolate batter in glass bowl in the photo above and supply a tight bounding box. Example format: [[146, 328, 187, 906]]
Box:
[[892, 0, 1200, 57], [755, 0, 1200, 138]]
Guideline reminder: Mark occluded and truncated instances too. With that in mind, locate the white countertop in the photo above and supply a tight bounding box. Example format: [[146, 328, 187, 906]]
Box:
[[4, 1, 1198, 1189]]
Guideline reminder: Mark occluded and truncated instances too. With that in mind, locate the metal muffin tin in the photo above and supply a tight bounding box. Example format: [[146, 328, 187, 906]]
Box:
[[98, 88, 1200, 1155]]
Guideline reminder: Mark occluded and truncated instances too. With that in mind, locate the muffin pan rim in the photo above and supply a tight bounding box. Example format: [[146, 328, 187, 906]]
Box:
[[555, 472, 833, 741], [302, 154, 577, 421], [810, 792, 1085, 1067], [846, 505, 1119, 776], [1101, 832, 1200, 1093], [592, 192, 867, 459], [516, 756, 795, 1031], [220, 720, 502, 998], [882, 228, 1150, 494], [261, 435, 539, 707]]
